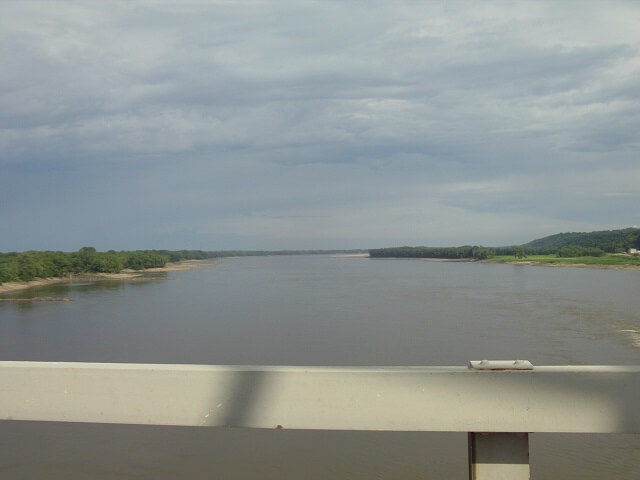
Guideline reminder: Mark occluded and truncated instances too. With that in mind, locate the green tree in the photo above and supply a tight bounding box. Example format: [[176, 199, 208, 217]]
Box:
[[16, 253, 45, 281], [514, 247, 527, 259], [94, 253, 123, 273], [72, 246, 98, 272]]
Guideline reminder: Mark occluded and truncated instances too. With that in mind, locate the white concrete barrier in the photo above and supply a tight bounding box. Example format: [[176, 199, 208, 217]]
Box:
[[2, 361, 639, 479], [1, 361, 638, 433]]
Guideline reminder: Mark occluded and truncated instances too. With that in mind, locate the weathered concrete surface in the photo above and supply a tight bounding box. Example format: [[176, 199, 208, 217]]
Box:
[[1, 362, 639, 433]]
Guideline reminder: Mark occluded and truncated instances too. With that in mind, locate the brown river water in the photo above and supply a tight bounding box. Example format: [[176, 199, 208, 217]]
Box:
[[1, 255, 638, 479]]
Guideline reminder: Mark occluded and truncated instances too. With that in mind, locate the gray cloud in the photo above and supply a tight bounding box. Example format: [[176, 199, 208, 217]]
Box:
[[1, 1, 639, 251]]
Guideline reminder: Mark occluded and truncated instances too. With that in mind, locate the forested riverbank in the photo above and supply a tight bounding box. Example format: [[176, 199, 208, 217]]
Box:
[[0, 247, 222, 285], [0, 259, 213, 295], [369, 228, 640, 267], [0, 247, 367, 288], [369, 245, 495, 259]]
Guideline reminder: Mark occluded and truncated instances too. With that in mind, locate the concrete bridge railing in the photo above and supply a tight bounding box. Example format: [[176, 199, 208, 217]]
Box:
[[1, 360, 639, 479]]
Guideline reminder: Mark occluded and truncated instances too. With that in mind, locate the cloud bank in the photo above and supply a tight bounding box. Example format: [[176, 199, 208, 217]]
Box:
[[2, 1, 639, 250]]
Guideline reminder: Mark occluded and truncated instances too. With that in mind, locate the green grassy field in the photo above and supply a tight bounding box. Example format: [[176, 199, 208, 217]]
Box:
[[487, 254, 640, 267]]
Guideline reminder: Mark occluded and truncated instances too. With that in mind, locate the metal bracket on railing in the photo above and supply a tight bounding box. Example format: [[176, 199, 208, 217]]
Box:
[[468, 432, 530, 480], [467, 360, 532, 478], [468, 360, 534, 371]]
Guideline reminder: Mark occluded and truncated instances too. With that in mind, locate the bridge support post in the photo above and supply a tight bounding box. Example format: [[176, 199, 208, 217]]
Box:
[[468, 432, 529, 480]]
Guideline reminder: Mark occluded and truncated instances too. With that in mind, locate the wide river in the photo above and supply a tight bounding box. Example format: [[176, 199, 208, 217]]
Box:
[[1, 255, 639, 479]]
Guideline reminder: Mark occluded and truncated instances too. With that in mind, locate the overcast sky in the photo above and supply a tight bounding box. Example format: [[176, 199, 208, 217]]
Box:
[[2, 1, 639, 251]]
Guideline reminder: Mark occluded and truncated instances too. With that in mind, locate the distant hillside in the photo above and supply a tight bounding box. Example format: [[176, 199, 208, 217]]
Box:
[[370, 228, 640, 259], [523, 227, 640, 253]]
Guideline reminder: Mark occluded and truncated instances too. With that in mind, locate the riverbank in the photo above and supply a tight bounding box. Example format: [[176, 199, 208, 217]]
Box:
[[368, 254, 640, 270], [0, 259, 213, 295], [490, 261, 640, 271], [482, 256, 640, 271]]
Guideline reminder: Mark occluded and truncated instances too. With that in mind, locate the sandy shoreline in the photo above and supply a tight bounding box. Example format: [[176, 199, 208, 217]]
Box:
[[371, 256, 640, 269], [485, 260, 640, 271], [0, 259, 213, 295]]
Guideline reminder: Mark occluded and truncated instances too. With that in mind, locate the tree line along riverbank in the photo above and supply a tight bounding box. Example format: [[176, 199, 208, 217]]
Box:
[[2, 229, 638, 286], [0, 247, 213, 284], [0, 247, 368, 285], [368, 227, 640, 266]]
